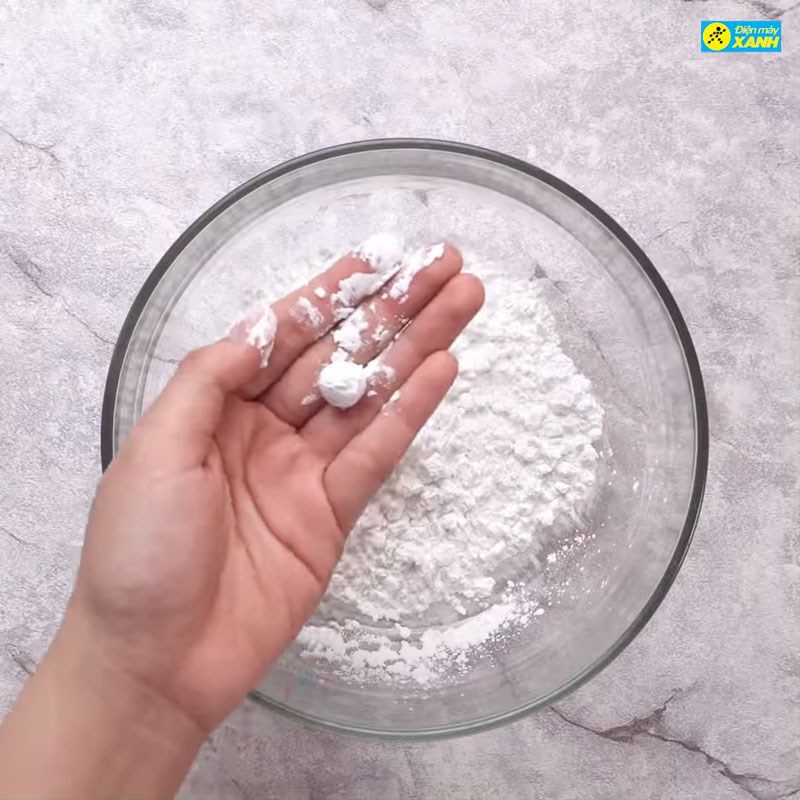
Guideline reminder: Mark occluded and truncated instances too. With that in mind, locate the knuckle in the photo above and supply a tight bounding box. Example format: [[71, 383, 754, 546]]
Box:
[[178, 348, 207, 373], [283, 318, 310, 351], [349, 445, 386, 478]]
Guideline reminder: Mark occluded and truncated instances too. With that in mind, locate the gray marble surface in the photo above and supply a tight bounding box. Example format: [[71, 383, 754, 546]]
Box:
[[1, 1, 797, 798]]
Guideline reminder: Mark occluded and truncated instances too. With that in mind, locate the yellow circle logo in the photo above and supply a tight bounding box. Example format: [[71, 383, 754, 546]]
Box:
[[703, 22, 731, 50]]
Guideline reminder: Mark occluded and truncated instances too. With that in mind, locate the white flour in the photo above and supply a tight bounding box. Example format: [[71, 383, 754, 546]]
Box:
[[241, 305, 277, 366], [330, 232, 404, 317], [294, 245, 605, 686], [388, 242, 445, 301], [290, 296, 324, 331]]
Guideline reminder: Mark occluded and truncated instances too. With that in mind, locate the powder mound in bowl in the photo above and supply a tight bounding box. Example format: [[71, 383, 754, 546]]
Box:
[[295, 247, 605, 687]]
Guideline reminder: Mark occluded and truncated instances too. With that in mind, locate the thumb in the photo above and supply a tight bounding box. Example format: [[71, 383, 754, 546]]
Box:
[[129, 337, 262, 470]]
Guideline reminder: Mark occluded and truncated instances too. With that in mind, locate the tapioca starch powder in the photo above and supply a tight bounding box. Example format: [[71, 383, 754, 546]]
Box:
[[294, 241, 604, 685]]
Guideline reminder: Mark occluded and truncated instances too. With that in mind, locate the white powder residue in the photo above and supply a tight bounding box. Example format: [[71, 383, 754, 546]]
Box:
[[330, 233, 404, 317], [296, 252, 605, 686], [424, 604, 515, 651], [365, 361, 396, 388], [314, 286, 327, 299], [290, 296, 324, 331], [354, 232, 406, 274], [372, 323, 390, 344], [332, 272, 387, 316], [332, 307, 369, 354], [389, 243, 445, 301], [296, 626, 347, 657], [232, 304, 277, 367], [317, 236, 441, 409], [300, 603, 517, 684]]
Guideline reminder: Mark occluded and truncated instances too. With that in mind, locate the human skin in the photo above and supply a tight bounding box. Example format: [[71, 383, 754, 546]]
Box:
[[0, 244, 484, 799]]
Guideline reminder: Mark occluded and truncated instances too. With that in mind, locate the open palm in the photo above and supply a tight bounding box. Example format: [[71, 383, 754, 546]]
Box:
[[72, 245, 483, 731]]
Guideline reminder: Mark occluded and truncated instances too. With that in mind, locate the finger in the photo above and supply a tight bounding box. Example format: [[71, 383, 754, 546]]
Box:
[[240, 235, 405, 398], [127, 338, 261, 470], [261, 243, 462, 427], [303, 273, 484, 461], [324, 351, 458, 532]]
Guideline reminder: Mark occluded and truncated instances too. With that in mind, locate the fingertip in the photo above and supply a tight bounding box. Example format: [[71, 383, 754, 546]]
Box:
[[439, 242, 463, 274], [178, 338, 262, 391], [408, 242, 462, 295], [222, 336, 265, 374], [430, 349, 459, 384], [453, 272, 486, 314], [429, 273, 485, 337], [434, 350, 458, 391]]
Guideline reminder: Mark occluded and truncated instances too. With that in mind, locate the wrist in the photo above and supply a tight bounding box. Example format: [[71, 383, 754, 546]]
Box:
[[0, 610, 206, 799], [52, 608, 208, 743]]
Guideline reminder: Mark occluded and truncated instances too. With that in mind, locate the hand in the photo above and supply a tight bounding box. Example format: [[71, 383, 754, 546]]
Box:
[[69, 243, 484, 734], [0, 240, 485, 799], [0, 243, 483, 798]]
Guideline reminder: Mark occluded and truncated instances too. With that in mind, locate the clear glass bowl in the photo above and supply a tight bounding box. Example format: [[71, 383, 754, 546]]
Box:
[[102, 140, 708, 739]]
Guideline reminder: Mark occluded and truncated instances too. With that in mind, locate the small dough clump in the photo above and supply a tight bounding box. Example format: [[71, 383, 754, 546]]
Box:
[[318, 361, 367, 409]]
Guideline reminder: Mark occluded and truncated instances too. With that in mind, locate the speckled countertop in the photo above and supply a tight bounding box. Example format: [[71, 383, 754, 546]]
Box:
[[0, 1, 797, 798]]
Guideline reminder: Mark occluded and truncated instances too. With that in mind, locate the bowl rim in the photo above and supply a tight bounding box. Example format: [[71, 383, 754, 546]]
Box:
[[100, 137, 709, 740]]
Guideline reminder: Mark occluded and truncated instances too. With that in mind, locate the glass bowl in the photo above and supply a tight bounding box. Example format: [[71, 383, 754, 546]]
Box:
[[101, 139, 708, 739]]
